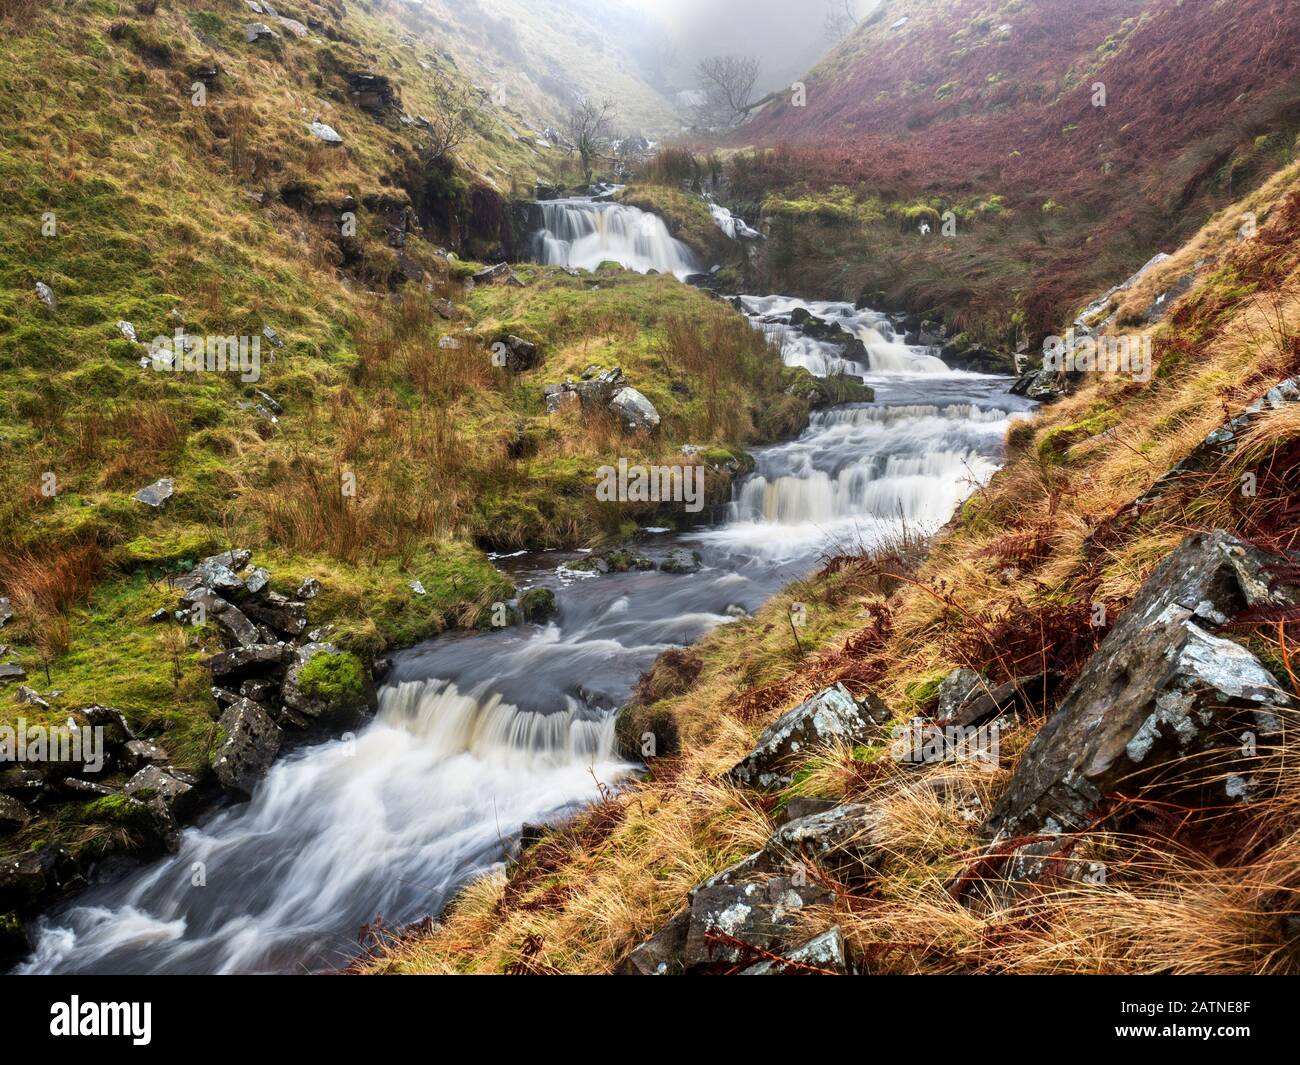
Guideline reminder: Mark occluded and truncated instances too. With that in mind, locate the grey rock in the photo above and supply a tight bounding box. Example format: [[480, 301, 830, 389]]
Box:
[[0, 663, 28, 683], [494, 334, 539, 372], [608, 386, 660, 434], [120, 739, 169, 773], [123, 765, 196, 819], [0, 597, 10, 626], [472, 262, 524, 286], [244, 21, 277, 43], [0, 793, 32, 833], [682, 876, 835, 968], [278, 15, 308, 38], [768, 803, 888, 883], [615, 909, 692, 975], [307, 120, 342, 144], [242, 566, 271, 597], [134, 478, 175, 509], [739, 926, 849, 975], [985, 531, 1300, 840], [204, 642, 289, 680], [116, 320, 138, 343], [660, 548, 702, 574], [241, 591, 307, 637], [936, 668, 984, 720], [280, 643, 369, 725], [182, 587, 260, 648], [211, 698, 281, 797], [777, 795, 840, 825], [34, 281, 57, 312], [295, 577, 321, 600], [14, 686, 49, 710], [728, 683, 879, 789]]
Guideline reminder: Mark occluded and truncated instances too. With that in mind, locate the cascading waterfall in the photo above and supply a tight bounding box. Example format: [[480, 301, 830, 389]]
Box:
[[531, 199, 701, 279], [18, 200, 1035, 975], [19, 678, 627, 975]]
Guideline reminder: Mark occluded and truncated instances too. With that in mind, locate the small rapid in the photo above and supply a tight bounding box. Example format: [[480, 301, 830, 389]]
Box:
[[17, 201, 1033, 975]]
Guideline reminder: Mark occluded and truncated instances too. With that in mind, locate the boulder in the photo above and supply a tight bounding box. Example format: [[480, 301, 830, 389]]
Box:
[[280, 643, 372, 726], [615, 909, 692, 975], [493, 334, 540, 372], [295, 577, 321, 600], [1010, 365, 1076, 402], [472, 262, 524, 287], [241, 591, 308, 637], [123, 765, 197, 820], [211, 698, 281, 797], [518, 587, 557, 623], [34, 281, 56, 312], [175, 549, 252, 594], [120, 739, 169, 773], [681, 875, 835, 967], [935, 668, 984, 720], [0, 663, 28, 683], [739, 926, 849, 975], [134, 478, 174, 509], [608, 386, 660, 434], [985, 531, 1300, 840], [346, 71, 399, 114], [0, 793, 32, 833], [660, 548, 702, 574], [204, 642, 289, 681], [277, 15, 308, 38], [728, 684, 880, 789], [183, 587, 260, 648], [308, 120, 343, 144], [243, 21, 278, 43]]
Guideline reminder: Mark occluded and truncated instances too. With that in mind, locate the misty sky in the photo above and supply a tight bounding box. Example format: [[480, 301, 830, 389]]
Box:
[[626, 0, 878, 94]]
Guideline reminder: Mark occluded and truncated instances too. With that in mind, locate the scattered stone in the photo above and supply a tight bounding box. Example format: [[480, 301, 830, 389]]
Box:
[[204, 642, 289, 681], [346, 71, 399, 113], [608, 386, 661, 434], [14, 686, 49, 710], [123, 765, 196, 820], [935, 668, 983, 720], [308, 120, 343, 144], [120, 739, 169, 773], [241, 591, 308, 637], [472, 262, 524, 286], [133, 478, 174, 509], [0, 663, 28, 683], [660, 548, 702, 574], [0, 794, 32, 833], [934, 672, 1060, 730], [768, 803, 888, 883], [183, 587, 260, 648], [148, 608, 170, 623], [295, 577, 321, 600], [493, 334, 539, 372], [243, 21, 278, 44], [116, 320, 138, 343], [518, 587, 557, 623], [728, 684, 881, 789], [738, 926, 849, 975], [242, 566, 272, 596], [0, 598, 10, 627], [277, 15, 308, 38], [410, 580, 426, 595], [682, 876, 835, 968], [34, 282, 56, 312], [211, 699, 281, 797]]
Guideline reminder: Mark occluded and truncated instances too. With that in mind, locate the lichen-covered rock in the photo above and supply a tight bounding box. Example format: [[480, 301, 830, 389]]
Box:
[[0, 793, 32, 833], [204, 641, 289, 680], [768, 803, 889, 883], [660, 548, 702, 574], [936, 668, 984, 719], [134, 478, 174, 509], [518, 587, 557, 623], [182, 587, 260, 648], [985, 531, 1300, 840], [123, 765, 197, 820], [211, 699, 281, 797], [728, 683, 879, 789], [241, 591, 308, 637], [739, 926, 849, 975], [681, 876, 835, 967]]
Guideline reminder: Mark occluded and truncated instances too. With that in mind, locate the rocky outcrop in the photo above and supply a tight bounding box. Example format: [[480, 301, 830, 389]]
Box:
[[728, 684, 888, 789], [984, 531, 1300, 840]]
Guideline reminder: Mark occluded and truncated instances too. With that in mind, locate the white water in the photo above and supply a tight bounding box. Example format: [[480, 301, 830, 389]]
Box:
[[531, 199, 701, 279], [19, 202, 1032, 975]]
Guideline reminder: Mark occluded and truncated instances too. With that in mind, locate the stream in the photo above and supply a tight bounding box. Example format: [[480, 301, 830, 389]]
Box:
[[16, 200, 1033, 974]]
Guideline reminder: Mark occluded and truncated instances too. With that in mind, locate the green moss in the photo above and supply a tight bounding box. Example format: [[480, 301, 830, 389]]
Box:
[[297, 651, 367, 709]]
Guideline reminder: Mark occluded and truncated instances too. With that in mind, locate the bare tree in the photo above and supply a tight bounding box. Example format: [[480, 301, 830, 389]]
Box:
[[696, 55, 760, 128], [566, 99, 614, 184], [422, 77, 474, 165], [824, 0, 860, 42]]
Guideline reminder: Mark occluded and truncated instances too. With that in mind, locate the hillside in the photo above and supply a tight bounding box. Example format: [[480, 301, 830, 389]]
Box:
[[368, 150, 1300, 977], [0, 0, 809, 932], [724, 0, 1300, 345]]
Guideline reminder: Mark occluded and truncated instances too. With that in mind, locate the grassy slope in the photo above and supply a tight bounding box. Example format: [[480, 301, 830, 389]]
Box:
[[0, 1, 798, 869], [370, 160, 1300, 975], [721, 0, 1300, 345]]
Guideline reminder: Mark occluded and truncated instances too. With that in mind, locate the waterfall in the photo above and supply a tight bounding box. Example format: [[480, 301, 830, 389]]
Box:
[[531, 199, 701, 279], [18, 679, 627, 974]]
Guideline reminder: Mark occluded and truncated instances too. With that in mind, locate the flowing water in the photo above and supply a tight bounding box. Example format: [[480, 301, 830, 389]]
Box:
[[531, 198, 701, 279], [16, 204, 1033, 975]]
